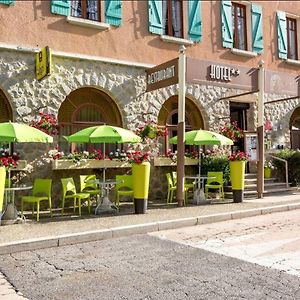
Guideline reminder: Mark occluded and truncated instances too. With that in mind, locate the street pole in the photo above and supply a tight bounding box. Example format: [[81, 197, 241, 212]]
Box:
[[176, 45, 186, 207], [257, 60, 265, 198]]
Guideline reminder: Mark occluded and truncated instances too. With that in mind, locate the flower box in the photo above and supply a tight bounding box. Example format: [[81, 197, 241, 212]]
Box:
[[52, 159, 131, 170], [14, 160, 27, 171], [153, 157, 198, 167]]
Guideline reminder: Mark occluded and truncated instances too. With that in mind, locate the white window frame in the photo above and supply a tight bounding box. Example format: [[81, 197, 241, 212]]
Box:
[[160, 1, 194, 46], [67, 1, 110, 31]]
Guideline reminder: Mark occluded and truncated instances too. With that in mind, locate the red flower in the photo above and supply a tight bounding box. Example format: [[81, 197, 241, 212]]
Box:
[[228, 151, 249, 161]]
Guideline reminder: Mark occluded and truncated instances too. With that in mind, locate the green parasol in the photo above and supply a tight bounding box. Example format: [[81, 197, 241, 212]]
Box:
[[169, 129, 233, 175], [67, 125, 141, 181], [67, 125, 141, 144], [0, 122, 53, 143], [169, 129, 233, 146]]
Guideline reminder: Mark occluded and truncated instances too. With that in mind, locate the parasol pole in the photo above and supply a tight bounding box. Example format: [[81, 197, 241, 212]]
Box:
[[198, 145, 201, 176], [103, 143, 106, 182]]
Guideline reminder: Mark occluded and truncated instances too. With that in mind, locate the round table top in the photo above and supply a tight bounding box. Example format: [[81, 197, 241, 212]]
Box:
[[4, 185, 33, 191]]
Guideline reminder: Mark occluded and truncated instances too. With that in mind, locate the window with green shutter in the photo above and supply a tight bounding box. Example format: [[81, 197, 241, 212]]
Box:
[[0, 0, 15, 6], [188, 0, 202, 42], [148, 0, 202, 43], [51, 0, 70, 16], [251, 4, 263, 54], [277, 11, 288, 59], [105, 0, 122, 26], [221, 1, 263, 54], [148, 0, 163, 35], [221, 0, 233, 48]]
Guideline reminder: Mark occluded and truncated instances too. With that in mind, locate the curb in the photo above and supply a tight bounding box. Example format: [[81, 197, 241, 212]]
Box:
[[1, 202, 300, 255]]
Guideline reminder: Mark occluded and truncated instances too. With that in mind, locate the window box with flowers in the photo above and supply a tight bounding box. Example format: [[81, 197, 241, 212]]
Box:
[[136, 122, 167, 141], [228, 151, 249, 203], [30, 112, 60, 136], [50, 149, 131, 170], [154, 150, 199, 166], [220, 121, 244, 142]]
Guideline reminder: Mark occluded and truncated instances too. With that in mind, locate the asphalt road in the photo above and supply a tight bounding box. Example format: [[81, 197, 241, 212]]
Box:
[[0, 211, 300, 300]]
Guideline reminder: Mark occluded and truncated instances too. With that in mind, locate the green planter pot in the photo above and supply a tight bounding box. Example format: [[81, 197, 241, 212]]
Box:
[[132, 161, 151, 214], [0, 166, 6, 214], [229, 161, 246, 203], [264, 167, 272, 179]]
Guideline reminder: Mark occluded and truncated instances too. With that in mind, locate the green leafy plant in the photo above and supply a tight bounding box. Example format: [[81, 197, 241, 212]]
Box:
[[201, 154, 230, 184]]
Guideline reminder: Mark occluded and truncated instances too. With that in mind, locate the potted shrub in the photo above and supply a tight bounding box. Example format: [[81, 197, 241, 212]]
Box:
[[228, 151, 249, 203], [264, 160, 274, 179]]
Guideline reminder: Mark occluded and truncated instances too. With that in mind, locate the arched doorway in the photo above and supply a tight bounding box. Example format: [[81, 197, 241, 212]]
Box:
[[0, 89, 13, 152], [58, 87, 122, 153], [157, 96, 204, 153], [290, 107, 300, 149], [0, 89, 12, 122]]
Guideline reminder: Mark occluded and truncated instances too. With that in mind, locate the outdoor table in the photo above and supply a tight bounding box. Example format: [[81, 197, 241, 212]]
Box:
[[86, 178, 123, 215], [185, 175, 215, 204], [2, 185, 32, 224]]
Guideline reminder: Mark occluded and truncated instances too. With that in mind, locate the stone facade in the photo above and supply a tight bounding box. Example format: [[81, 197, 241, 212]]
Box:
[[1, 49, 300, 206]]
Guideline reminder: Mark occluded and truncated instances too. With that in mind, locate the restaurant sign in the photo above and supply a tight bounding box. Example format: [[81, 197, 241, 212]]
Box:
[[35, 46, 52, 81], [146, 58, 178, 92]]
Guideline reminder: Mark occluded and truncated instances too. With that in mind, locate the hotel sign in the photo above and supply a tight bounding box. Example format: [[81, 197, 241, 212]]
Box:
[[35, 46, 52, 81], [209, 64, 240, 82], [146, 58, 178, 92]]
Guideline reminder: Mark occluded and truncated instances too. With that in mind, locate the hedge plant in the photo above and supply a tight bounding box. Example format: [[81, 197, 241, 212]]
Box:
[[201, 154, 230, 184]]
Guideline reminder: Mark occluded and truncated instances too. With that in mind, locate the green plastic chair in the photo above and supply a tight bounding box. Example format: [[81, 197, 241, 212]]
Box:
[[172, 171, 195, 193], [205, 171, 224, 200], [80, 175, 101, 198], [115, 175, 133, 208], [166, 173, 189, 205], [21, 179, 52, 221], [61, 178, 91, 216]]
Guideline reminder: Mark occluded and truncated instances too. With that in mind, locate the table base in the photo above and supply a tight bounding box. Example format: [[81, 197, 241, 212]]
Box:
[[190, 189, 212, 205], [95, 196, 118, 215]]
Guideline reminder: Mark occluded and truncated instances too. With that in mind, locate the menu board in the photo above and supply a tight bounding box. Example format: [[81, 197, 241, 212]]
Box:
[[244, 132, 258, 161]]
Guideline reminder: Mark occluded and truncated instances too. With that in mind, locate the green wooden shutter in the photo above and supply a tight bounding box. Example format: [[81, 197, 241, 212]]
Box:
[[51, 0, 70, 16], [221, 0, 233, 48], [148, 0, 163, 35], [277, 11, 287, 59], [188, 0, 202, 42], [251, 4, 263, 53], [105, 0, 122, 27], [0, 0, 15, 5]]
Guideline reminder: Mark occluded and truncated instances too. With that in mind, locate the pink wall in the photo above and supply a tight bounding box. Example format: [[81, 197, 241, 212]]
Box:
[[0, 1, 299, 75]]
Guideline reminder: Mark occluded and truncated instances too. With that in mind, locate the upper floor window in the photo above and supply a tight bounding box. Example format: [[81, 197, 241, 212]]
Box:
[[277, 11, 300, 61], [71, 0, 101, 22], [148, 0, 202, 43], [51, 0, 122, 27], [232, 2, 247, 50], [162, 0, 183, 38], [221, 1, 263, 54], [287, 17, 298, 60]]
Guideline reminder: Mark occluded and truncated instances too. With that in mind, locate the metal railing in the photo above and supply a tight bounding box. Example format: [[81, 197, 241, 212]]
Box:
[[269, 155, 289, 189]]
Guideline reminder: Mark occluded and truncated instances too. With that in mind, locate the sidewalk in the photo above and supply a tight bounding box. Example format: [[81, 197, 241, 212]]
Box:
[[0, 193, 300, 255]]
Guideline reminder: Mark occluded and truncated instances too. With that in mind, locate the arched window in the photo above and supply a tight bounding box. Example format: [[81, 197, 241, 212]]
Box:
[[158, 96, 204, 153], [58, 87, 122, 153]]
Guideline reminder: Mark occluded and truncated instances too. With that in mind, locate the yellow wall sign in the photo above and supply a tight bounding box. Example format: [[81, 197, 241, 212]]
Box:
[[35, 46, 52, 81]]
